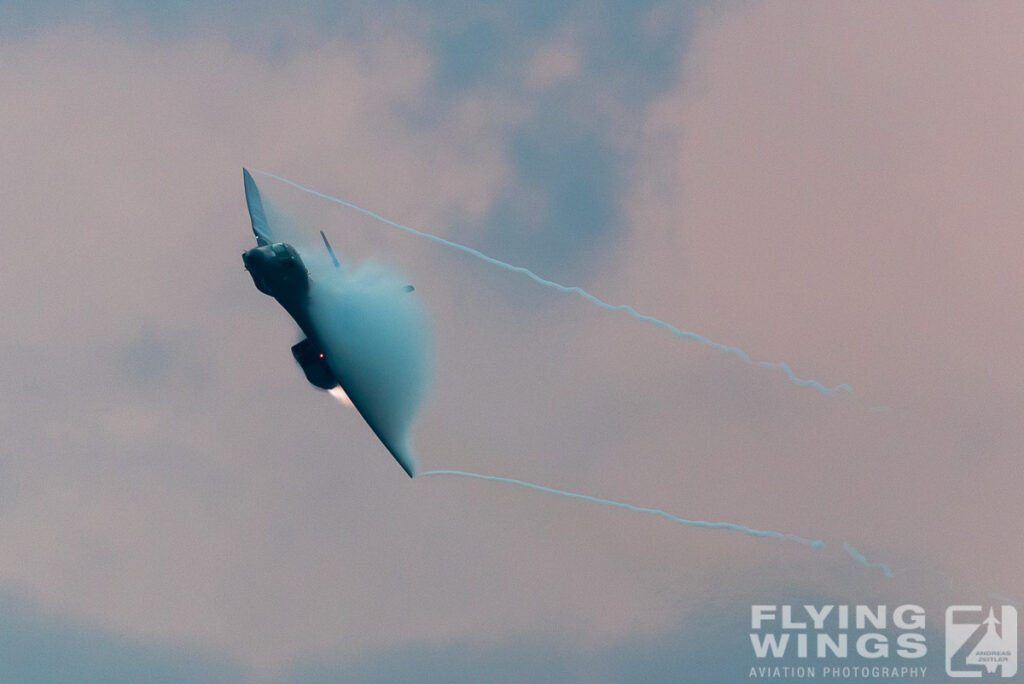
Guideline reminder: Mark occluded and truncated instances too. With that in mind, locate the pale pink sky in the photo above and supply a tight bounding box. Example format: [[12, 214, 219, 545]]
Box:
[[0, 2, 1020, 678]]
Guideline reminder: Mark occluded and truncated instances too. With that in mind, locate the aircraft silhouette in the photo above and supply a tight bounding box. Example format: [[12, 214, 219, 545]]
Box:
[[241, 169, 424, 477]]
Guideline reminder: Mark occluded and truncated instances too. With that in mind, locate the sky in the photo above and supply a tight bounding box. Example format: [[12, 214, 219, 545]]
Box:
[[0, 1, 1022, 682]]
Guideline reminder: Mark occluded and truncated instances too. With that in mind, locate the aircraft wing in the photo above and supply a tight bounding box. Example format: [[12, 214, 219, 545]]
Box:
[[243, 168, 272, 246], [307, 264, 432, 478]]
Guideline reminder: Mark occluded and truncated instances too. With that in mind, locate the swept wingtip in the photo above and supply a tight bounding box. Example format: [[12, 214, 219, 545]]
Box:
[[398, 455, 416, 478]]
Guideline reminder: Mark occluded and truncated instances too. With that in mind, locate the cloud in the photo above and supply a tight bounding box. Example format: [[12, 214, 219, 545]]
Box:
[[620, 0, 1024, 595], [525, 40, 581, 91], [0, 8, 712, 676], [0, 584, 960, 684], [288, 583, 956, 684], [0, 592, 242, 684], [2, 1, 1022, 680], [0, 21, 519, 673]]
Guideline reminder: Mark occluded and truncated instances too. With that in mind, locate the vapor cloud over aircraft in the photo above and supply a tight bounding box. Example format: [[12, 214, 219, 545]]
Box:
[[241, 169, 431, 477]]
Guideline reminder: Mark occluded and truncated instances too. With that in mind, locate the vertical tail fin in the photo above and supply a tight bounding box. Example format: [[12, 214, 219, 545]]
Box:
[[320, 230, 341, 268]]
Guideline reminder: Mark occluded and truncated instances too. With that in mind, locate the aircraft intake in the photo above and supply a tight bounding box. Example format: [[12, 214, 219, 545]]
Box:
[[291, 338, 338, 390]]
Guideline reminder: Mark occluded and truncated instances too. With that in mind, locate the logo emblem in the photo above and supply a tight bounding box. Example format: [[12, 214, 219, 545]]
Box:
[[946, 605, 1018, 678]]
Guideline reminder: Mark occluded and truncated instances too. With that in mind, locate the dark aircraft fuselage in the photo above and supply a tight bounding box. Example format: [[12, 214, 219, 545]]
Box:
[[242, 242, 308, 321], [242, 243, 337, 390]]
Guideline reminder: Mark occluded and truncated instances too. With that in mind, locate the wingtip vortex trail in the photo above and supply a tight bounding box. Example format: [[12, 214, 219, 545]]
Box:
[[252, 170, 855, 396], [423, 472, 913, 576], [421, 470, 825, 548], [843, 543, 896, 578]]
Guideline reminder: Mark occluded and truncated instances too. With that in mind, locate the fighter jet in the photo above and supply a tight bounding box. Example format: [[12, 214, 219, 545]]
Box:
[[241, 169, 428, 477]]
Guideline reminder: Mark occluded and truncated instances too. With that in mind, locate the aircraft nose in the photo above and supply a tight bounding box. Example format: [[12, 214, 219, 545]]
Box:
[[242, 247, 264, 270]]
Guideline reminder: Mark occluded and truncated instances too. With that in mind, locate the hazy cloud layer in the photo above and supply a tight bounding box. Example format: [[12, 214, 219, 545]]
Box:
[[0, 1, 1021, 682]]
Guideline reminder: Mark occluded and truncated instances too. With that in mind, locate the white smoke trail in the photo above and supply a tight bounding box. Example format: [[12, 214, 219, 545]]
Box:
[[253, 171, 854, 397], [421, 470, 825, 548]]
